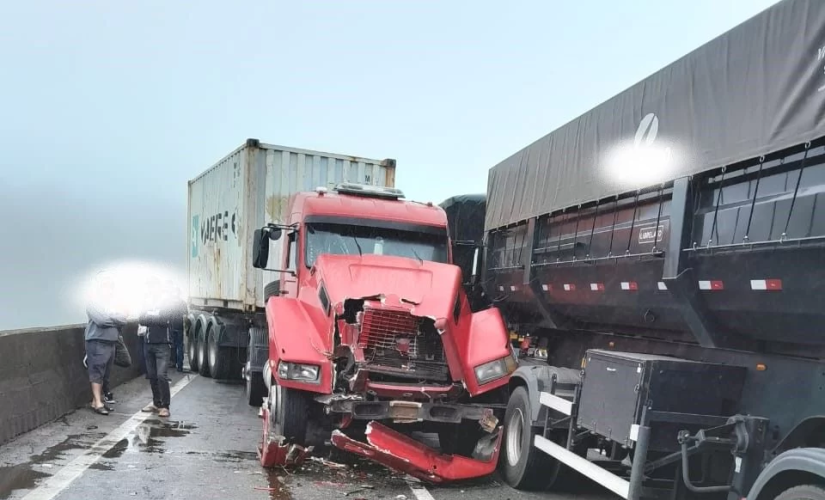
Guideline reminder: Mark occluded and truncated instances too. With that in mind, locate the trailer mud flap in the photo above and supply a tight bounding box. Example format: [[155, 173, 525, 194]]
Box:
[[330, 422, 502, 483]]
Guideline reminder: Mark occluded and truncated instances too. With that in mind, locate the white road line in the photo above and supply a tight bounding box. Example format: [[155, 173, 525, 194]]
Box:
[[22, 374, 198, 500], [406, 478, 436, 500]]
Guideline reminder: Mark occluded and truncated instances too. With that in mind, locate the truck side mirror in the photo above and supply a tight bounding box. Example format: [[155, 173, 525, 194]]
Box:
[[253, 229, 269, 269]]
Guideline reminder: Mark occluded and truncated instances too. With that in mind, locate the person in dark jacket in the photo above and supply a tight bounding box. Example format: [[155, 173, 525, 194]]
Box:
[[139, 280, 174, 417], [85, 274, 127, 415], [164, 284, 187, 372]]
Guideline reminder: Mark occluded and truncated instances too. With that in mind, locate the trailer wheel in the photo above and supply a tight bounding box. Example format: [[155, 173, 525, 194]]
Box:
[[197, 319, 211, 377], [775, 485, 825, 500], [187, 330, 199, 372], [208, 324, 232, 380], [500, 386, 561, 490], [270, 383, 308, 442]]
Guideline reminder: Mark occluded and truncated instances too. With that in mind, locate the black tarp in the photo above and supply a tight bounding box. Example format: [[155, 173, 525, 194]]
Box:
[[486, 0, 825, 230], [441, 194, 486, 244]]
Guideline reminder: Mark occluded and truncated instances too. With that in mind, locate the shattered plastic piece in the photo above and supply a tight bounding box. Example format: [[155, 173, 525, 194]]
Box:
[[309, 456, 348, 469], [330, 422, 502, 483], [478, 408, 499, 433]]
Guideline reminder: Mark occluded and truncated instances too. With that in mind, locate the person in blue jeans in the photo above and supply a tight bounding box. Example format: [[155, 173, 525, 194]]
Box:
[[138, 281, 174, 418]]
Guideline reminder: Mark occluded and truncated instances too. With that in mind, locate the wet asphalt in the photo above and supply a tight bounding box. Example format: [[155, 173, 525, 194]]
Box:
[[0, 371, 617, 500]]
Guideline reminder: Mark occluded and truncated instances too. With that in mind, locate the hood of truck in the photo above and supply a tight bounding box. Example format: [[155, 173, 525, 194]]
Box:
[[312, 254, 512, 394], [313, 254, 459, 317]]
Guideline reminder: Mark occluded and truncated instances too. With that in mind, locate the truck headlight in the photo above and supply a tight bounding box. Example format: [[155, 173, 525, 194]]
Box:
[[277, 361, 320, 383], [475, 355, 517, 385]]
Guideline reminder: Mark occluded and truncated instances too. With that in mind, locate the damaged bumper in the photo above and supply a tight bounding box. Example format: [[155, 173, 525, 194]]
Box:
[[330, 422, 502, 483]]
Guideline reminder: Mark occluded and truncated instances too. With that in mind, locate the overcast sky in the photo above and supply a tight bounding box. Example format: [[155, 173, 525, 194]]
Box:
[[0, 0, 779, 330]]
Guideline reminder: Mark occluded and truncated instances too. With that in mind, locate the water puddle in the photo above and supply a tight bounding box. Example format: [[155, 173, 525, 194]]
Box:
[[0, 464, 49, 499]]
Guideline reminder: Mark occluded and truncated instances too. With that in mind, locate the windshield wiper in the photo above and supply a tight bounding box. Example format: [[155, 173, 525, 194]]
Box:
[[352, 235, 363, 256], [410, 247, 423, 265]]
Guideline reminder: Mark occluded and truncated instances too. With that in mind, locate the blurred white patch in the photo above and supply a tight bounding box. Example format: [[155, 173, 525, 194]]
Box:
[[71, 259, 186, 320]]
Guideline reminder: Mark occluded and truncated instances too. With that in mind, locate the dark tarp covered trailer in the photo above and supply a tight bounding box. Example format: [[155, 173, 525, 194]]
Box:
[[485, 0, 825, 231]]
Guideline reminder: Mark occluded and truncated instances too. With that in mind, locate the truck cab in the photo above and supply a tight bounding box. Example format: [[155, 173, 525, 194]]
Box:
[[250, 183, 515, 482]]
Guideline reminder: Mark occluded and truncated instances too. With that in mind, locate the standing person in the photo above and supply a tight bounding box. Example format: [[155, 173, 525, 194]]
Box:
[[139, 280, 173, 418], [164, 284, 188, 372], [85, 274, 127, 416]]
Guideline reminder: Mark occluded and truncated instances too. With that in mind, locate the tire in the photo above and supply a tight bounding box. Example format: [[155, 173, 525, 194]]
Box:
[[439, 423, 482, 457], [500, 386, 562, 490], [264, 281, 281, 302], [208, 323, 233, 380], [187, 316, 200, 372], [270, 383, 308, 443], [197, 319, 211, 377], [775, 485, 825, 500], [246, 327, 269, 407]]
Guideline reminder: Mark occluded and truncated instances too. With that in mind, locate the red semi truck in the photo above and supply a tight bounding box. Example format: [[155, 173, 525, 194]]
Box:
[[249, 183, 515, 482]]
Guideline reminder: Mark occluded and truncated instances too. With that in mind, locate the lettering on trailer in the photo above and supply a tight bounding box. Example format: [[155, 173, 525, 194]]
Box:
[[190, 211, 238, 258], [200, 210, 238, 244], [638, 224, 665, 245]]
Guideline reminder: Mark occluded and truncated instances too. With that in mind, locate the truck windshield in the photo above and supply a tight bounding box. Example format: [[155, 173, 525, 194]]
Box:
[[305, 222, 448, 267]]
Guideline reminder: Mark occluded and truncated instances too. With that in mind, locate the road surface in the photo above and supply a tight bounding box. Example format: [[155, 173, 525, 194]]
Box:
[[0, 372, 617, 500]]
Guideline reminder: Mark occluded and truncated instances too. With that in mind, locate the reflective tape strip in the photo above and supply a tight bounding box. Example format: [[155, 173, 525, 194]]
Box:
[[751, 279, 782, 291], [542, 284, 550, 292], [698, 280, 724, 290], [620, 282, 638, 291], [563, 284, 575, 291], [590, 283, 605, 291], [657, 282, 668, 291], [498, 285, 504, 292], [510, 285, 517, 292]]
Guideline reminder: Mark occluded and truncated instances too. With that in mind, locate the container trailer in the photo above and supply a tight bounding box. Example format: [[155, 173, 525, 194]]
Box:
[[186, 139, 396, 390], [450, 1, 825, 499]]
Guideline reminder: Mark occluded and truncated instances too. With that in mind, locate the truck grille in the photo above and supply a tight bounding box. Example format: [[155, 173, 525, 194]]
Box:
[[358, 308, 450, 381]]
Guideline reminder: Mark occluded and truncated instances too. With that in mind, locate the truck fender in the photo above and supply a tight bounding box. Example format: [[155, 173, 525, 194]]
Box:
[[747, 448, 825, 500], [508, 365, 582, 425], [266, 297, 332, 394], [508, 366, 544, 423]]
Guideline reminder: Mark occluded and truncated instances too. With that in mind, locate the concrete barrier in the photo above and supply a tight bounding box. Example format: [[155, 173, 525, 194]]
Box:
[[0, 324, 144, 446]]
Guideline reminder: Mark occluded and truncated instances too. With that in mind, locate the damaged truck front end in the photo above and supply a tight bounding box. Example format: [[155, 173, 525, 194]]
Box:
[[253, 250, 513, 481], [250, 186, 514, 482]]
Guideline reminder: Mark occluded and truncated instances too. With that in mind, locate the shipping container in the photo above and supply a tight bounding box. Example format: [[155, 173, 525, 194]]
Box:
[[187, 139, 396, 311]]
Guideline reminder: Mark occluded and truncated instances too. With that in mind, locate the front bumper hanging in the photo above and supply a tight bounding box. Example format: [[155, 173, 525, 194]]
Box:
[[330, 421, 503, 483]]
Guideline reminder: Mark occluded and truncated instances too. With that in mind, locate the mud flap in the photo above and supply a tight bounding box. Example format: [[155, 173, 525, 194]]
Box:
[[330, 422, 502, 483], [258, 404, 313, 467]]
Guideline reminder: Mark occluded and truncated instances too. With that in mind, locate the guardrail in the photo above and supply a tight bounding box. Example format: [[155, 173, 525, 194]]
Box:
[[0, 323, 144, 446]]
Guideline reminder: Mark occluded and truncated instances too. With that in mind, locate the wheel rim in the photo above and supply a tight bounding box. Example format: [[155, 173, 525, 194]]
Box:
[[208, 328, 217, 369], [198, 330, 207, 367], [188, 336, 196, 361], [244, 361, 252, 394], [506, 408, 525, 466]]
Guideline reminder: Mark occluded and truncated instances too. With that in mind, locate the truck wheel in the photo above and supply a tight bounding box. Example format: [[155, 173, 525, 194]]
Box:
[[208, 324, 232, 380], [500, 386, 561, 490], [439, 423, 482, 457], [197, 323, 211, 377], [775, 485, 825, 500], [270, 383, 308, 442]]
